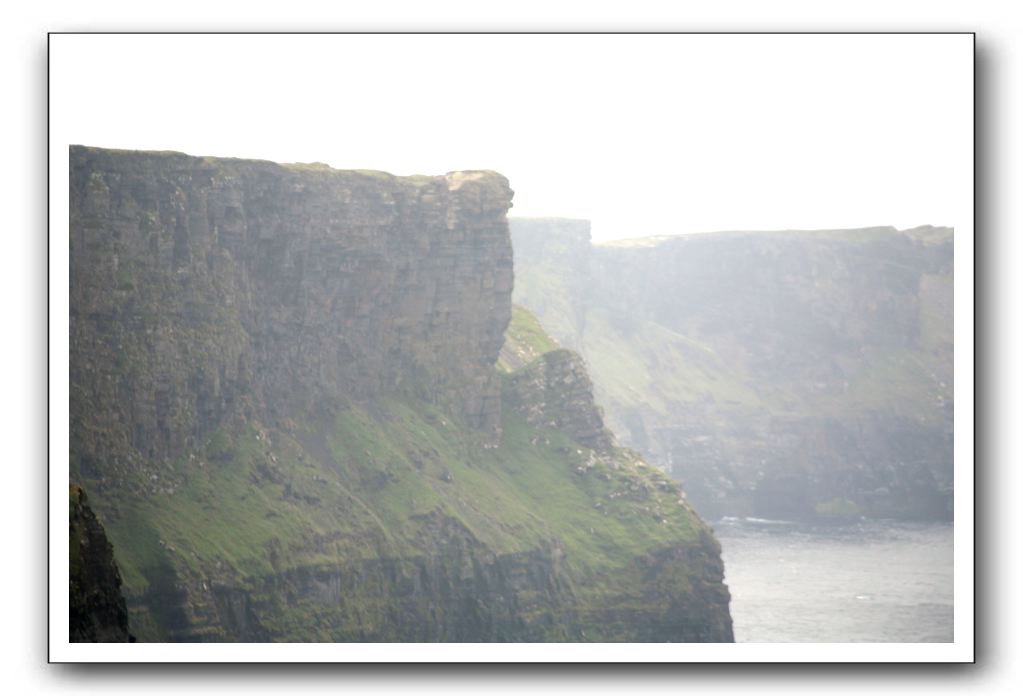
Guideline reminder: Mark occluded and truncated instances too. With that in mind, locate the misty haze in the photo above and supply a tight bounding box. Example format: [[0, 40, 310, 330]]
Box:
[[68, 147, 953, 644], [58, 33, 969, 654]]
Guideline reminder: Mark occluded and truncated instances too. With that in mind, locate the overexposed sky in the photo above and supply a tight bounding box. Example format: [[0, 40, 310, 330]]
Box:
[[51, 33, 972, 241]]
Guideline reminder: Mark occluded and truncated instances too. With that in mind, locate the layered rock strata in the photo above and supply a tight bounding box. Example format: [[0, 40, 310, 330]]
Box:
[[510, 218, 954, 521], [69, 148, 732, 642], [503, 349, 616, 451], [71, 147, 514, 484]]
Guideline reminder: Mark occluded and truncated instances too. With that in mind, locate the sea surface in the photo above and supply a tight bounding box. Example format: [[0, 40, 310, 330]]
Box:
[[713, 517, 954, 643]]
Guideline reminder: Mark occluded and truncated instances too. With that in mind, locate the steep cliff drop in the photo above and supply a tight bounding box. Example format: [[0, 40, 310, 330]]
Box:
[[69, 147, 732, 642], [70, 485, 132, 642], [510, 218, 953, 523]]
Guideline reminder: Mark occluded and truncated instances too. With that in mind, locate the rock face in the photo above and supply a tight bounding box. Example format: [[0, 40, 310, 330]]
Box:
[[70, 485, 132, 642], [495, 306, 731, 641], [511, 218, 954, 522], [503, 349, 616, 451], [71, 147, 514, 482], [69, 148, 732, 642]]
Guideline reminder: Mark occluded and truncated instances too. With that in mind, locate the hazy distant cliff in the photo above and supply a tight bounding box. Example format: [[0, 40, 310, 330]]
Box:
[[511, 218, 953, 522], [70, 148, 732, 642]]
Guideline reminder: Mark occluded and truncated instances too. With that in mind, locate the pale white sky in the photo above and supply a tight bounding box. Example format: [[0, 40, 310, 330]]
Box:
[[52, 33, 972, 242]]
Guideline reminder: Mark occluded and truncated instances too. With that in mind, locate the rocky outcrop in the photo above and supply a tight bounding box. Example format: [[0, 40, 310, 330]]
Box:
[[69, 148, 732, 642], [69, 485, 131, 642], [511, 218, 954, 521], [503, 349, 615, 451]]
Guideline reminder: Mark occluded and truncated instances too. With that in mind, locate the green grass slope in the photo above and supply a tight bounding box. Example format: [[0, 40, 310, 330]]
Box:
[[84, 310, 731, 641]]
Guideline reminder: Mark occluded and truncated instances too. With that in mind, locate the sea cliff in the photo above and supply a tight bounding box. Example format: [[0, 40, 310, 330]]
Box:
[[69, 147, 732, 642], [511, 218, 953, 522]]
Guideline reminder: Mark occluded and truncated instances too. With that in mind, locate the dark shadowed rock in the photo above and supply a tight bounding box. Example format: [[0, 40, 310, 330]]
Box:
[[70, 485, 132, 642]]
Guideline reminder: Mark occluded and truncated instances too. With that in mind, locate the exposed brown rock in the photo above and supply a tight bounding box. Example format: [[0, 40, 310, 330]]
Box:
[[71, 146, 514, 486]]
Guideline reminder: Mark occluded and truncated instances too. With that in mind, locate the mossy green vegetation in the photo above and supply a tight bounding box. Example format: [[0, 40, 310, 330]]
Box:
[[69, 148, 731, 642], [497, 305, 562, 372], [91, 371, 720, 641]]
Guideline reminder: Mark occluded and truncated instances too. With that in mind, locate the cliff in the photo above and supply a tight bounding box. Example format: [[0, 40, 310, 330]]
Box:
[[70, 485, 132, 642], [71, 147, 513, 476], [511, 218, 954, 522], [69, 147, 732, 642], [498, 308, 615, 451]]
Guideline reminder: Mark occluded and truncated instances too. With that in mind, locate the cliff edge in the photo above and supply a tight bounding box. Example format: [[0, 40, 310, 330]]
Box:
[[69, 148, 732, 642]]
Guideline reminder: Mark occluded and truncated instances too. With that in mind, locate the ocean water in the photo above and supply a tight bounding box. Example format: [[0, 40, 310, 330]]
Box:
[[713, 517, 954, 643]]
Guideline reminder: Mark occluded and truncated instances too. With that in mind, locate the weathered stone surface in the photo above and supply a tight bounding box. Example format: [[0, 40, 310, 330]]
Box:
[[71, 146, 514, 488], [503, 349, 616, 451], [511, 218, 954, 521], [70, 485, 132, 642], [69, 148, 733, 643]]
